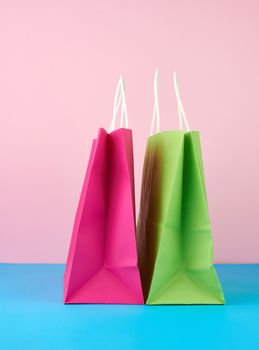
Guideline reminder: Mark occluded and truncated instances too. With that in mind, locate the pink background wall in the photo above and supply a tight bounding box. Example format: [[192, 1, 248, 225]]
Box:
[[0, 0, 259, 263]]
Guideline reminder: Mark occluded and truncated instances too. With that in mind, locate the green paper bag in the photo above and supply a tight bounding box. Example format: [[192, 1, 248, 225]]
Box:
[[137, 72, 225, 304]]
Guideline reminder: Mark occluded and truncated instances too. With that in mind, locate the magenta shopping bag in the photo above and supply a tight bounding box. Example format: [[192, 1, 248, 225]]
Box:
[[64, 77, 144, 304]]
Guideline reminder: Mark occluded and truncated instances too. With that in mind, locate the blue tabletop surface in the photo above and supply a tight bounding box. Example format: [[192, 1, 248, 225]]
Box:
[[0, 264, 259, 349]]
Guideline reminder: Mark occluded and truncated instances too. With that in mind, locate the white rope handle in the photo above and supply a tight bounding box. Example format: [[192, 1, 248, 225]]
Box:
[[108, 75, 129, 132], [149, 70, 190, 136], [109, 77, 122, 131], [150, 69, 160, 135], [119, 77, 128, 129], [173, 72, 190, 132]]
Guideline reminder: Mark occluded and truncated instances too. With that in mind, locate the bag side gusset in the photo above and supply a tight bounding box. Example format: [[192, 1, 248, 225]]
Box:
[[64, 128, 108, 303], [181, 131, 225, 304]]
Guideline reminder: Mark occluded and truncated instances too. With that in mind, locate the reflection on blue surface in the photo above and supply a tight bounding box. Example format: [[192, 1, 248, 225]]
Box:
[[0, 264, 259, 349]]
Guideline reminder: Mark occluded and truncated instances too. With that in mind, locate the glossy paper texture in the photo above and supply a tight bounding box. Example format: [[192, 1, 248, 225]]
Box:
[[137, 131, 225, 304], [64, 128, 144, 304]]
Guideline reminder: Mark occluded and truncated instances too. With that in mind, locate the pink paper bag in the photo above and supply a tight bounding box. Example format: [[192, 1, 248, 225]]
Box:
[[64, 77, 143, 304]]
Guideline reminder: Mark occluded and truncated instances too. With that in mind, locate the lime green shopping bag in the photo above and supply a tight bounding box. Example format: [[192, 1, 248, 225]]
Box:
[[137, 71, 225, 305]]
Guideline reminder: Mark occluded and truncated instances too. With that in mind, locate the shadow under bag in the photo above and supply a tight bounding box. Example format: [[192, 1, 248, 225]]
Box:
[[137, 72, 225, 304], [64, 77, 143, 304]]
